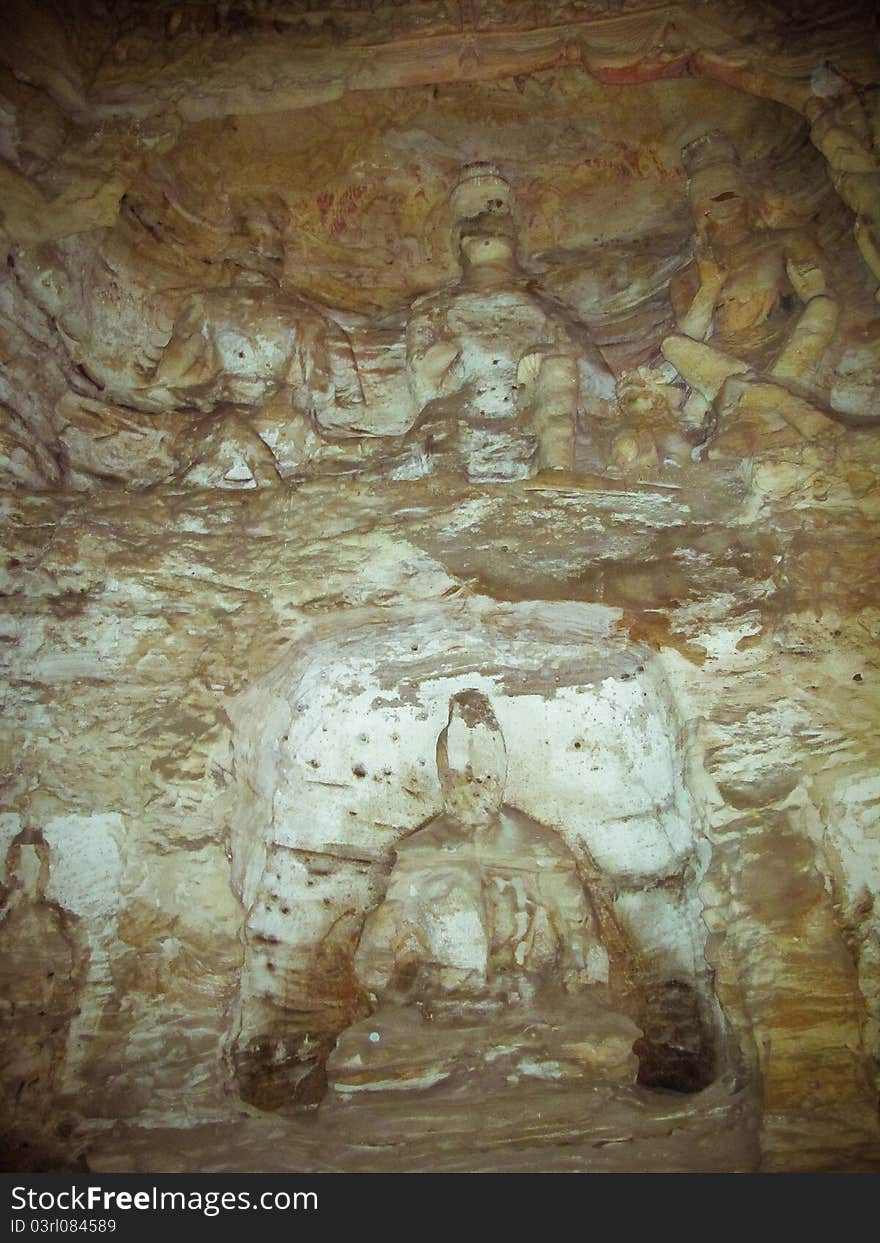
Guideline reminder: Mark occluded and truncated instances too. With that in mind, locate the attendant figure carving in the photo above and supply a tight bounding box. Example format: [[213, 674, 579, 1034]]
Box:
[[804, 64, 880, 297], [327, 691, 639, 1094], [400, 165, 617, 482], [660, 132, 842, 455]]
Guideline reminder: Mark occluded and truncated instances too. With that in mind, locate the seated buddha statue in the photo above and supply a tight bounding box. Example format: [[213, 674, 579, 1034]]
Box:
[[147, 198, 364, 432], [327, 690, 640, 1095], [398, 165, 617, 482], [660, 131, 843, 455]]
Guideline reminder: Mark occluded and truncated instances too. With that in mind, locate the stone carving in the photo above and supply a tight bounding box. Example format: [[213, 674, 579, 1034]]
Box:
[[3, 2, 880, 1172], [148, 199, 364, 431], [45, 196, 384, 489], [355, 689, 608, 1000], [56, 394, 179, 491], [173, 407, 284, 490], [803, 65, 880, 298], [398, 164, 617, 481], [661, 132, 843, 455], [610, 369, 696, 471], [327, 690, 639, 1094], [0, 832, 87, 1118]]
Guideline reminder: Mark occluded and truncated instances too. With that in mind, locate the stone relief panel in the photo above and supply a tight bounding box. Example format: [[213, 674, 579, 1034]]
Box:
[[7, 147, 877, 495], [5, 57, 878, 497], [1, 3, 878, 1170]]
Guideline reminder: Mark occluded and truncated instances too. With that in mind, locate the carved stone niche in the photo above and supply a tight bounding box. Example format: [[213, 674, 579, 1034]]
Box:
[[224, 599, 736, 1117]]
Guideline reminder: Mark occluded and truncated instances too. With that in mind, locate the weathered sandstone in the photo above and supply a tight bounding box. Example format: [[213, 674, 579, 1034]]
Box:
[[1, 0, 878, 1174]]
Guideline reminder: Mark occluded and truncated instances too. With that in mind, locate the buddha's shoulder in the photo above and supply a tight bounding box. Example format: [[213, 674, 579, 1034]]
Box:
[[497, 807, 577, 862]]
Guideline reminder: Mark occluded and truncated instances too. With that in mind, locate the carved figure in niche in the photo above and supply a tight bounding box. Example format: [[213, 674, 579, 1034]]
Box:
[[173, 405, 283, 490], [804, 64, 880, 297], [327, 691, 640, 1094], [610, 369, 696, 472], [148, 197, 364, 432], [0, 831, 87, 1116], [0, 403, 62, 491], [399, 164, 617, 482], [661, 132, 843, 455]]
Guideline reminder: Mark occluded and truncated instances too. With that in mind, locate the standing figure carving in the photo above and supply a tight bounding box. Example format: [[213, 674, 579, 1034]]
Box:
[[0, 831, 87, 1118], [804, 64, 880, 298]]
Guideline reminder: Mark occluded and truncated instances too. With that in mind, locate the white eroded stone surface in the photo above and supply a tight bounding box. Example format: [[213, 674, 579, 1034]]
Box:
[[1, 0, 879, 1174]]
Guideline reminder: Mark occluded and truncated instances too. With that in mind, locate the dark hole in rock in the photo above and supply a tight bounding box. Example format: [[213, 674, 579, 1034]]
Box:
[[634, 979, 716, 1095]]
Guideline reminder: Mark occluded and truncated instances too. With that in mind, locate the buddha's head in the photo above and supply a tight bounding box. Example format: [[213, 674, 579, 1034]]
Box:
[[450, 164, 518, 279], [683, 131, 754, 248], [436, 689, 508, 825]]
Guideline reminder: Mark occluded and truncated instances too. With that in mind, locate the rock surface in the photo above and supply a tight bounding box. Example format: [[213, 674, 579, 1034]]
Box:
[[1, 0, 879, 1174]]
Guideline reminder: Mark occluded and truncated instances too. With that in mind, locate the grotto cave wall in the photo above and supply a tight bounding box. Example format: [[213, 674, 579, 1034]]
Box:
[[0, 0, 879, 1173]]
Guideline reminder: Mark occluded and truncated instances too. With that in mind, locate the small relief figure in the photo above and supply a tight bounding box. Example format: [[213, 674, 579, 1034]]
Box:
[[0, 831, 87, 1118], [660, 132, 843, 456], [150, 198, 364, 425], [804, 63, 880, 298], [327, 691, 639, 1095], [398, 164, 617, 482]]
